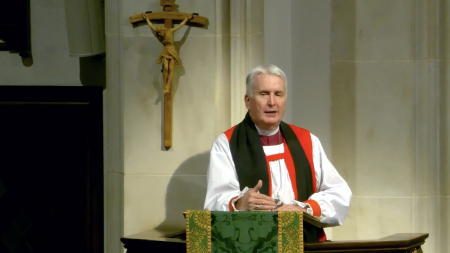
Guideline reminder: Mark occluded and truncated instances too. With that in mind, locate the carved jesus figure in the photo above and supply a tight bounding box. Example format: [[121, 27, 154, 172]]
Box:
[[143, 13, 193, 94]]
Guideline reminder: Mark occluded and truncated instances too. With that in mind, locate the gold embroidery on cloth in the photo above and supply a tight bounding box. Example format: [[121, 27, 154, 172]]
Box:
[[186, 210, 191, 253], [189, 227, 208, 253], [278, 212, 283, 253], [192, 211, 210, 230], [186, 210, 211, 253], [279, 211, 303, 253]]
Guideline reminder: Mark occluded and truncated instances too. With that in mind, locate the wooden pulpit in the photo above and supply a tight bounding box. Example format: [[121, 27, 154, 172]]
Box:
[[121, 230, 428, 253], [121, 211, 429, 253]]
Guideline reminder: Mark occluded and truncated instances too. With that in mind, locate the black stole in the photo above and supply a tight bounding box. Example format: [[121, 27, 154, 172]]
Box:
[[229, 113, 321, 242], [229, 113, 314, 201]]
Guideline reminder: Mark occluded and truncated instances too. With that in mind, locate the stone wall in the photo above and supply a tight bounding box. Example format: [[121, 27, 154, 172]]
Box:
[[103, 1, 449, 252], [330, 1, 449, 252]]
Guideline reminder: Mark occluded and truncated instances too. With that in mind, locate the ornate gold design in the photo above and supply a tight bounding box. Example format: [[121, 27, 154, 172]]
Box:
[[186, 210, 211, 253], [278, 212, 283, 253], [284, 225, 302, 252], [278, 211, 304, 253], [299, 211, 304, 251], [189, 227, 208, 253], [207, 211, 211, 253], [281, 211, 296, 227], [186, 210, 191, 253], [192, 210, 210, 230]]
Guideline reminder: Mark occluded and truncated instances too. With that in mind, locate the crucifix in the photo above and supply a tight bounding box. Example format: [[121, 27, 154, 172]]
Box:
[[129, 0, 207, 149]]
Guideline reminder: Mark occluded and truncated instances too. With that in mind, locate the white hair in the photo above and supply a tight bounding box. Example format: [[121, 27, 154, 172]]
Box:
[[245, 64, 287, 97]]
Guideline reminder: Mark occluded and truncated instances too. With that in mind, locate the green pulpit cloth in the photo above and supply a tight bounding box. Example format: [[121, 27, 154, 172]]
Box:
[[185, 211, 305, 253]]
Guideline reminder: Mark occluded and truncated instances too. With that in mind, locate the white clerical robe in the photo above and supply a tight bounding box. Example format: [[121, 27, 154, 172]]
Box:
[[204, 126, 352, 227]]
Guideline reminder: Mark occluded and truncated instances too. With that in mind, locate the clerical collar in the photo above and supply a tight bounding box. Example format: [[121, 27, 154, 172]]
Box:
[[255, 125, 280, 136]]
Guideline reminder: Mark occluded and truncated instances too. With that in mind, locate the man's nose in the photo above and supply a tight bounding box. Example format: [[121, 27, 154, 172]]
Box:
[[268, 94, 275, 106]]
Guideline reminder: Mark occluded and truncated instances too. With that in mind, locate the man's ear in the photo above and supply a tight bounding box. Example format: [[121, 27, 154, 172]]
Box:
[[244, 94, 250, 109]]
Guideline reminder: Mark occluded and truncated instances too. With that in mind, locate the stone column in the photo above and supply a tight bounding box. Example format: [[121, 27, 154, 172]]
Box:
[[230, 0, 264, 125], [330, 1, 449, 252], [438, 1, 450, 251], [104, 0, 124, 252]]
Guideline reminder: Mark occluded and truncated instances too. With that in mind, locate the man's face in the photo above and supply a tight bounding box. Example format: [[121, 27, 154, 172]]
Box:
[[245, 74, 286, 131]]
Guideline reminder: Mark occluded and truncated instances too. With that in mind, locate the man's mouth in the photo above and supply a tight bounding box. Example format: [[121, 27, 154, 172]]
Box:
[[264, 111, 277, 115]]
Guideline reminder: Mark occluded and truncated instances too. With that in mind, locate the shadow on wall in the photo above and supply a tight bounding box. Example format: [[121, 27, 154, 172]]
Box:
[[20, 53, 33, 67], [80, 54, 106, 89], [156, 151, 209, 230]]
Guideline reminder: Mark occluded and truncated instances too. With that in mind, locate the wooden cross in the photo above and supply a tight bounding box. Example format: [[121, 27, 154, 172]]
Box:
[[130, 0, 207, 149]]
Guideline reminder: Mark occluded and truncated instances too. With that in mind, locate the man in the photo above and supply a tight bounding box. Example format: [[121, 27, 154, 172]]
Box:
[[204, 64, 352, 241]]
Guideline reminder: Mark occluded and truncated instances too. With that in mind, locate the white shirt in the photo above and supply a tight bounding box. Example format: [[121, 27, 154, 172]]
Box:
[[204, 126, 352, 227]]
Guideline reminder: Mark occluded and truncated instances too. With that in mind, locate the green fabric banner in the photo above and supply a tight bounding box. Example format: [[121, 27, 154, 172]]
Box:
[[186, 211, 303, 253]]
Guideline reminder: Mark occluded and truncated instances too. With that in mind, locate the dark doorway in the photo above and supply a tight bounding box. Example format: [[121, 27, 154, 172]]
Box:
[[0, 86, 103, 253]]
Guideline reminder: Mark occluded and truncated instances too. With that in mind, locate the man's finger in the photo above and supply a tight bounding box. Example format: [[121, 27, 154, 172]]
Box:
[[275, 205, 288, 211], [250, 203, 276, 211], [251, 180, 263, 192], [275, 204, 306, 212], [249, 198, 275, 207], [250, 192, 275, 203], [248, 197, 276, 209]]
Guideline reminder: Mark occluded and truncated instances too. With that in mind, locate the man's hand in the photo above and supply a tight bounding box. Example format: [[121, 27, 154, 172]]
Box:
[[275, 204, 307, 212], [235, 180, 276, 211]]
